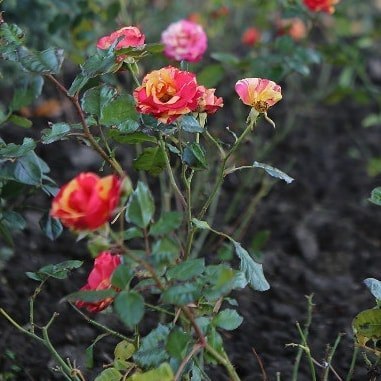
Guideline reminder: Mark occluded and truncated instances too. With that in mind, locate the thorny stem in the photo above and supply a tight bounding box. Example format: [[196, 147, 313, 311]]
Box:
[[70, 303, 133, 342], [291, 294, 314, 381], [159, 137, 187, 209], [323, 333, 344, 381], [29, 280, 46, 334], [183, 168, 194, 259], [46, 74, 124, 177]]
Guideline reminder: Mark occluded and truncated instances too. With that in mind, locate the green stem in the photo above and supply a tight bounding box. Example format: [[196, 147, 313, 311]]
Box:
[[183, 169, 194, 259], [205, 343, 241, 381], [198, 119, 255, 220], [295, 322, 317, 381], [70, 303, 133, 342], [159, 137, 187, 209], [292, 295, 314, 381], [345, 345, 359, 381]]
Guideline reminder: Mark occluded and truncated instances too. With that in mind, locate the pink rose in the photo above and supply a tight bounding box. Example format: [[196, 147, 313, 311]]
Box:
[[197, 86, 224, 114], [75, 252, 122, 313], [235, 78, 282, 113], [133, 66, 202, 124], [161, 20, 207, 62], [303, 0, 339, 14]]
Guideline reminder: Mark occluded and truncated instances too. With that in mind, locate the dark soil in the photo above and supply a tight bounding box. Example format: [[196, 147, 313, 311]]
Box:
[[1, 91, 381, 381]]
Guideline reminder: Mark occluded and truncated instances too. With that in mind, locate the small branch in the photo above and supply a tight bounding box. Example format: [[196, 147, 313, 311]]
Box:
[[159, 137, 187, 209], [69, 303, 133, 342], [252, 347, 268, 381], [345, 345, 359, 381], [322, 333, 344, 381], [46, 74, 124, 177], [174, 343, 203, 381]]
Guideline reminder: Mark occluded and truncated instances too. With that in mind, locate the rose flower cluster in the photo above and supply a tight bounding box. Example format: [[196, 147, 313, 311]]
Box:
[[50, 21, 283, 313]]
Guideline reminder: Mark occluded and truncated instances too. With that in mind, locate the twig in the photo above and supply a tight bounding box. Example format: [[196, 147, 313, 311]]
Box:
[[174, 343, 203, 381], [322, 333, 344, 381], [252, 347, 268, 381], [345, 345, 359, 381]]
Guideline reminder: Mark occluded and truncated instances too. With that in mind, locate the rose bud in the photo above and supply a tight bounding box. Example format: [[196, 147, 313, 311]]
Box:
[[133, 66, 203, 124], [75, 252, 121, 313], [241, 27, 261, 46], [196, 86, 224, 115], [276, 18, 307, 41], [161, 19, 207, 63], [51, 172, 121, 231]]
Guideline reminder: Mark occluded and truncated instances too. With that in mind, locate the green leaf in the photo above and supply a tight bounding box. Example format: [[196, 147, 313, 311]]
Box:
[[127, 363, 173, 381], [133, 146, 166, 176], [353, 309, 381, 342], [211, 52, 240, 65], [0, 138, 36, 158], [364, 278, 381, 300], [66, 289, 116, 302], [162, 283, 200, 305], [41, 123, 71, 144], [117, 119, 140, 133], [27, 260, 83, 282], [0, 221, 14, 247], [370, 187, 381, 206], [9, 75, 44, 111], [85, 333, 108, 369], [166, 328, 191, 359], [111, 265, 133, 289], [0, 23, 25, 46], [197, 64, 225, 88], [8, 114, 32, 128], [125, 182, 155, 228], [179, 115, 204, 133], [124, 227, 144, 240], [108, 131, 157, 144], [114, 290, 144, 329], [114, 341, 136, 364], [39, 213, 63, 240], [363, 114, 381, 128], [213, 309, 243, 331], [18, 47, 64, 74], [191, 218, 211, 230], [133, 324, 170, 367], [100, 94, 139, 127], [81, 85, 117, 118], [233, 242, 270, 291], [167, 259, 205, 281], [1, 211, 26, 231], [252, 161, 294, 184], [151, 237, 179, 266], [94, 368, 122, 381], [149, 211, 183, 236], [182, 142, 207, 170], [205, 327, 224, 364]]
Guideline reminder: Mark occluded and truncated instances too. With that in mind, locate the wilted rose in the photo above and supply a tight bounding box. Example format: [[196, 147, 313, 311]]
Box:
[[197, 86, 224, 114], [133, 66, 202, 124], [161, 19, 207, 62], [235, 78, 282, 113], [241, 27, 261, 46], [75, 252, 121, 313], [303, 0, 339, 14], [51, 172, 121, 231]]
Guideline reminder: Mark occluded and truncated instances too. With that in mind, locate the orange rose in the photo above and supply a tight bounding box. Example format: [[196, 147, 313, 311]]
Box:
[[97, 26, 145, 50], [303, 0, 339, 14], [51, 172, 121, 231], [196, 86, 224, 114], [235, 78, 282, 113], [133, 66, 202, 124], [75, 252, 121, 313], [276, 18, 307, 41]]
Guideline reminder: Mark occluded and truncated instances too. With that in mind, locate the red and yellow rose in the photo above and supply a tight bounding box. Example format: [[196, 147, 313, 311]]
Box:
[[51, 172, 121, 231], [75, 252, 121, 313], [196, 86, 224, 115], [133, 66, 202, 124], [303, 0, 339, 14]]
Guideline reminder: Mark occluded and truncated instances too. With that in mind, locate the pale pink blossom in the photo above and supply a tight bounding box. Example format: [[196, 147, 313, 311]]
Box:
[[161, 20, 207, 62]]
